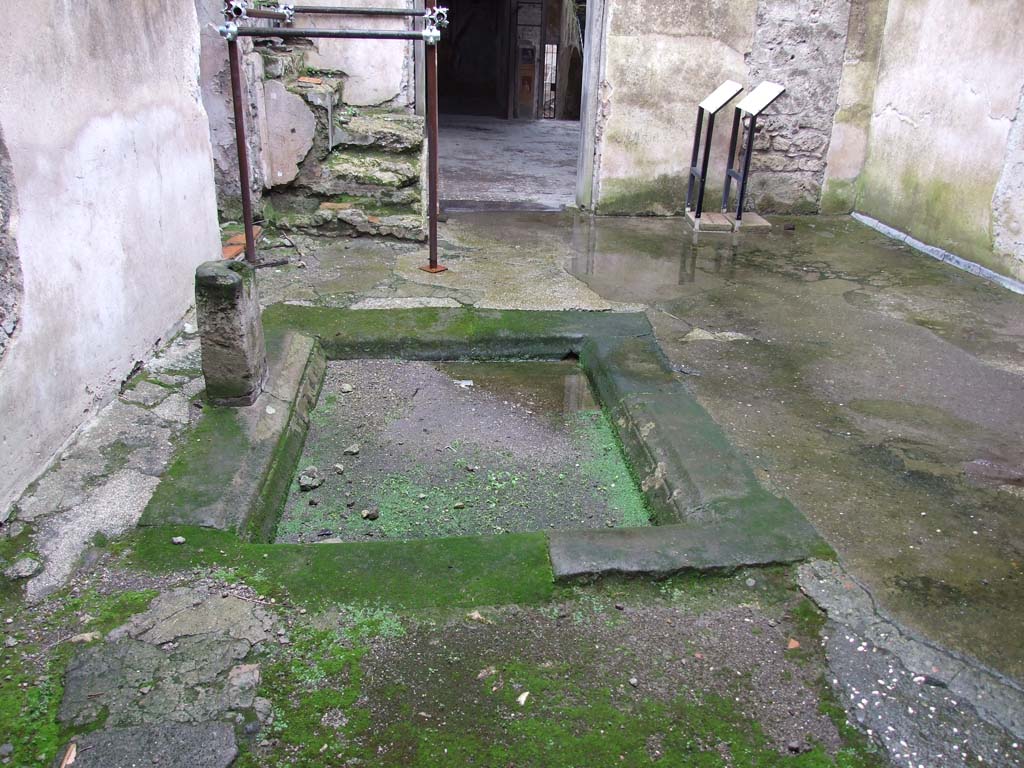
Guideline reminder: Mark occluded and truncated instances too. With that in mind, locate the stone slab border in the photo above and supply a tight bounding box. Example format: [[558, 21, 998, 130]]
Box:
[[139, 331, 325, 539], [141, 305, 827, 578]]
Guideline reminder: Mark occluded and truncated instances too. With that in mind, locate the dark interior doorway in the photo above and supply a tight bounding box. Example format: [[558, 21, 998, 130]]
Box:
[[438, 0, 509, 117], [438, 0, 585, 121]]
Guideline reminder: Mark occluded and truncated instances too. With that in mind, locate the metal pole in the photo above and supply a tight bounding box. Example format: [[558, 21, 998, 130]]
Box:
[[245, 7, 291, 20], [285, 4, 427, 15], [227, 38, 257, 264], [684, 108, 702, 212], [721, 107, 740, 213], [420, 0, 446, 273], [295, 5, 426, 15], [735, 114, 756, 222], [694, 112, 715, 221]]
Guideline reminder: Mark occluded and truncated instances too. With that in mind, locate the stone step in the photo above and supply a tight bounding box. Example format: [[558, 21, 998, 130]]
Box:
[[299, 148, 422, 201], [257, 43, 308, 80], [332, 108, 424, 153], [262, 193, 424, 242], [286, 73, 344, 114]]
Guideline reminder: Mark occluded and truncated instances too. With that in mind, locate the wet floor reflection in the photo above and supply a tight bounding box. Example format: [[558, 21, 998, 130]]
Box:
[[437, 361, 597, 420]]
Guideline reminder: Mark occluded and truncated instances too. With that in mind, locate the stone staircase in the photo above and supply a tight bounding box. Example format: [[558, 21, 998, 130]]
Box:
[[256, 42, 425, 241]]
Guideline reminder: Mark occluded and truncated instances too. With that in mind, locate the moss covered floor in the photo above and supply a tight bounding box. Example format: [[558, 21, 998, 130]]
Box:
[[2, 529, 889, 767]]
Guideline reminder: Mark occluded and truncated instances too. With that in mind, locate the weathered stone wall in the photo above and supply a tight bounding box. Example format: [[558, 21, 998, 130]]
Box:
[[589, 0, 849, 215], [0, 128, 19, 363], [197, 0, 417, 210], [0, 1, 221, 519], [744, 0, 850, 213], [196, 0, 270, 216], [855, 0, 1024, 280], [992, 88, 1024, 276]]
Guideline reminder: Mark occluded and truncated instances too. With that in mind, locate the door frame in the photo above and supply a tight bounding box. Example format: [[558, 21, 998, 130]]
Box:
[[575, 0, 607, 209]]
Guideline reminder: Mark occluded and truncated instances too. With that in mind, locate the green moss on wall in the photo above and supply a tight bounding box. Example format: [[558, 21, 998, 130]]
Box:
[[820, 178, 859, 215], [859, 165, 999, 271], [598, 175, 687, 216]]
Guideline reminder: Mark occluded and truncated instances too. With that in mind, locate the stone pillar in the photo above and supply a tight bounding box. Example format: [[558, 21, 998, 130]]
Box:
[[195, 260, 268, 405]]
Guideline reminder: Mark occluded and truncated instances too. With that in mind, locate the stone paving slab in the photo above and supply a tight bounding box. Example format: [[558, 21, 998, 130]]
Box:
[[549, 491, 825, 580], [64, 722, 237, 768], [799, 559, 1024, 741]]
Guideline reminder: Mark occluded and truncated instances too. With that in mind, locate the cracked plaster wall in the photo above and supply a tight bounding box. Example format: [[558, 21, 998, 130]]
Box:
[[856, 0, 1024, 280], [591, 0, 849, 215], [819, 0, 888, 214], [0, 0, 221, 520], [991, 81, 1024, 280], [0, 127, 19, 364]]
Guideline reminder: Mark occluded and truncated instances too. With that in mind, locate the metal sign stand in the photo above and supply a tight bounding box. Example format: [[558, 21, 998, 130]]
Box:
[[220, 0, 448, 271], [721, 81, 784, 232], [684, 80, 742, 233]]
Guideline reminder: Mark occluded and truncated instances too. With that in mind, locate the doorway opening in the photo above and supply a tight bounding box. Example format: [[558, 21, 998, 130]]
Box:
[[437, 0, 588, 210]]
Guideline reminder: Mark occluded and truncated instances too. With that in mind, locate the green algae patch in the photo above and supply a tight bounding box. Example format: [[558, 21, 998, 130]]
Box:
[[373, 682, 868, 767], [231, 566, 882, 768], [574, 409, 651, 528], [122, 527, 554, 609], [235, 626, 368, 768], [598, 174, 687, 216]]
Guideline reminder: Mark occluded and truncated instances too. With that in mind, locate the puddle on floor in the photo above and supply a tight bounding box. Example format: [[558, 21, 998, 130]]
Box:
[[276, 360, 648, 543]]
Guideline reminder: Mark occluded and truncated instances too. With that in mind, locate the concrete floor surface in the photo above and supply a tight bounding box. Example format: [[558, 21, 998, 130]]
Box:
[[438, 115, 581, 210], [4, 210, 1024, 768], [261, 211, 1024, 683]]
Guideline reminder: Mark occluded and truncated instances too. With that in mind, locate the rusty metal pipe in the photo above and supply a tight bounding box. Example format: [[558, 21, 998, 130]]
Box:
[[418, 0, 445, 273], [227, 38, 257, 264], [230, 25, 426, 39], [289, 5, 427, 15], [245, 7, 291, 20]]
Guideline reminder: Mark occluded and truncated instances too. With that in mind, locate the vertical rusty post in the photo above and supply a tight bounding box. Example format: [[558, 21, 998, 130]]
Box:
[[228, 38, 257, 264], [419, 0, 447, 273]]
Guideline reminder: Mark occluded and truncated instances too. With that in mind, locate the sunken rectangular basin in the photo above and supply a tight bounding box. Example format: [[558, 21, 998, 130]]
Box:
[[279, 360, 647, 543], [140, 306, 825, 578]]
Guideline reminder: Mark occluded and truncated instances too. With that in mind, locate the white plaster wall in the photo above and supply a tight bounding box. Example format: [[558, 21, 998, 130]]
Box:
[[297, 0, 417, 107], [858, 0, 1024, 278], [593, 0, 757, 214], [820, 0, 888, 213], [0, 1, 221, 518]]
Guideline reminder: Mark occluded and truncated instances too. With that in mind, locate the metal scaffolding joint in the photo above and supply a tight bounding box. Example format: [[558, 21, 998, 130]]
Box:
[[425, 6, 449, 28], [219, 22, 240, 41], [223, 0, 247, 21]]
